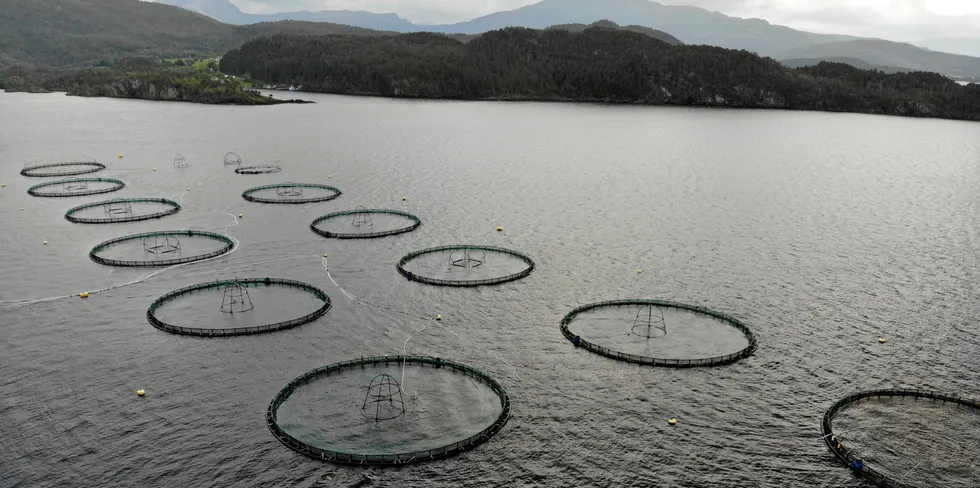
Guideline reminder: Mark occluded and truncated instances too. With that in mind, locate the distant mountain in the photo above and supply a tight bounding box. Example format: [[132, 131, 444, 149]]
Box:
[[547, 20, 682, 45], [156, 0, 416, 30], [916, 37, 980, 58], [0, 0, 391, 69], [780, 57, 912, 74], [778, 40, 980, 77]]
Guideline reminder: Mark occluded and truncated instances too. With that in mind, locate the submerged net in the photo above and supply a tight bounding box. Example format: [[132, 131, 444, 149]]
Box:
[[310, 208, 421, 239], [21, 161, 106, 177], [65, 198, 181, 224], [397, 245, 534, 287], [146, 278, 331, 336], [559, 299, 757, 368], [266, 355, 511, 466], [242, 183, 342, 204], [822, 389, 980, 488], [28, 177, 125, 197]]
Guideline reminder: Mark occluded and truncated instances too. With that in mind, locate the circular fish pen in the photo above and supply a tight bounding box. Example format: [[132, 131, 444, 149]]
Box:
[[27, 177, 125, 197], [235, 165, 282, 175], [397, 245, 535, 287], [20, 161, 106, 177], [242, 183, 342, 204], [822, 389, 980, 488], [146, 278, 332, 337], [89, 230, 235, 267], [65, 198, 181, 224], [559, 300, 757, 367], [310, 208, 421, 239], [267, 355, 511, 466]]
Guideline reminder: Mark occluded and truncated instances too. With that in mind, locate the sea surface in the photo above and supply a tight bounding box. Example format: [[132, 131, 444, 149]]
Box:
[[2, 91, 980, 487]]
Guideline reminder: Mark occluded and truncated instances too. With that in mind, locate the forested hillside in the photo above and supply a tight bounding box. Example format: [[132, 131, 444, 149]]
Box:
[[220, 27, 980, 121], [0, 0, 389, 68]]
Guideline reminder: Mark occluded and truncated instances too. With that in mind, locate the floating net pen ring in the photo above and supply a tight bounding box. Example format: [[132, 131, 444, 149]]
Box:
[[27, 177, 125, 197], [21, 161, 106, 177], [235, 165, 282, 175], [266, 355, 511, 466], [396, 245, 535, 287], [146, 278, 331, 337], [89, 230, 235, 267], [242, 183, 342, 204], [310, 209, 421, 239], [65, 198, 181, 224], [559, 299, 758, 368], [822, 388, 980, 488]]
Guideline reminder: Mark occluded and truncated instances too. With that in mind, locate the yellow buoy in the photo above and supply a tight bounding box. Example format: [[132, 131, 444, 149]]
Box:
[[43, 241, 48, 245], [1, 183, 6, 187], [137, 389, 145, 397], [186, 188, 191, 191], [878, 337, 887, 343], [118, 153, 124, 158], [328, 175, 333, 178], [79, 292, 89, 298], [20, 207, 24, 211], [402, 196, 407, 201], [153, 168, 157, 171], [668, 418, 678, 426], [435, 314, 442, 321], [496, 226, 503, 232], [637, 269, 643, 273], [238, 213, 243, 218], [322, 253, 328, 257]]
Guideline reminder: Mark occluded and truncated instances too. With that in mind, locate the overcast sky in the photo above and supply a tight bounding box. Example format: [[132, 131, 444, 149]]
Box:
[[232, 0, 980, 40]]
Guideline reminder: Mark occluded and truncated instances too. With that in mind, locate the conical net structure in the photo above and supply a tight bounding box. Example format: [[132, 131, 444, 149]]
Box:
[[104, 201, 133, 216], [223, 152, 242, 166], [174, 153, 188, 169], [143, 235, 181, 255], [449, 248, 486, 269], [361, 373, 406, 421], [219, 281, 254, 314], [276, 185, 304, 198], [630, 306, 667, 338], [63, 179, 89, 192], [351, 205, 373, 228]]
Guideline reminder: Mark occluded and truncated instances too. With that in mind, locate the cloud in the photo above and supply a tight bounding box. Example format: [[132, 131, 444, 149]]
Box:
[[230, 0, 980, 39]]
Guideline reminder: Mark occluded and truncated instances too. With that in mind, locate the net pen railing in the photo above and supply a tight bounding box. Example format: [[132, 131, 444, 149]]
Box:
[[559, 299, 758, 368], [65, 198, 181, 224], [821, 388, 980, 488], [146, 278, 331, 337], [310, 209, 422, 239], [242, 183, 342, 204], [266, 355, 511, 466], [89, 230, 234, 267], [396, 245, 535, 287], [28, 177, 125, 197]]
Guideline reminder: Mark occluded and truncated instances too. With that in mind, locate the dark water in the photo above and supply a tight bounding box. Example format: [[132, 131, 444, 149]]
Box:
[[2, 90, 980, 487]]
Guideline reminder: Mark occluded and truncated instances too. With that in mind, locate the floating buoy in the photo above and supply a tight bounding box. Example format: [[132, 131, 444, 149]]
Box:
[[79, 292, 89, 298], [152, 168, 157, 171], [496, 226, 503, 232], [878, 337, 887, 343], [186, 188, 191, 191], [238, 213, 243, 218], [637, 269, 643, 273], [435, 314, 442, 321], [1, 184, 6, 187], [118, 153, 124, 158], [668, 418, 678, 426], [20, 207, 24, 211], [327, 175, 332, 178], [43, 240, 48, 245], [402, 196, 407, 201], [322, 253, 328, 257], [137, 389, 145, 397]]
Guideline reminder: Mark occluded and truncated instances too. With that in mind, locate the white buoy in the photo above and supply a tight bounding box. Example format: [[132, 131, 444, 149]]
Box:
[[43, 240, 48, 245], [435, 314, 442, 321], [137, 389, 145, 397], [668, 418, 678, 426]]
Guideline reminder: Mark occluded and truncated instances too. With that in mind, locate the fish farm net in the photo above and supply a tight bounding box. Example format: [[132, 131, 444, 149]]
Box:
[[822, 389, 980, 488], [65, 198, 181, 224], [559, 300, 757, 367], [235, 165, 282, 175], [310, 208, 422, 239], [242, 183, 342, 204], [20, 161, 106, 177], [27, 177, 125, 197], [146, 278, 331, 337], [396, 245, 535, 287], [267, 355, 511, 466], [89, 230, 235, 267], [173, 153, 188, 169]]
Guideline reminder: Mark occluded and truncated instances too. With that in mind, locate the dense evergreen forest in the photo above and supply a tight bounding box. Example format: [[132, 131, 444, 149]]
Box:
[[220, 27, 980, 121]]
